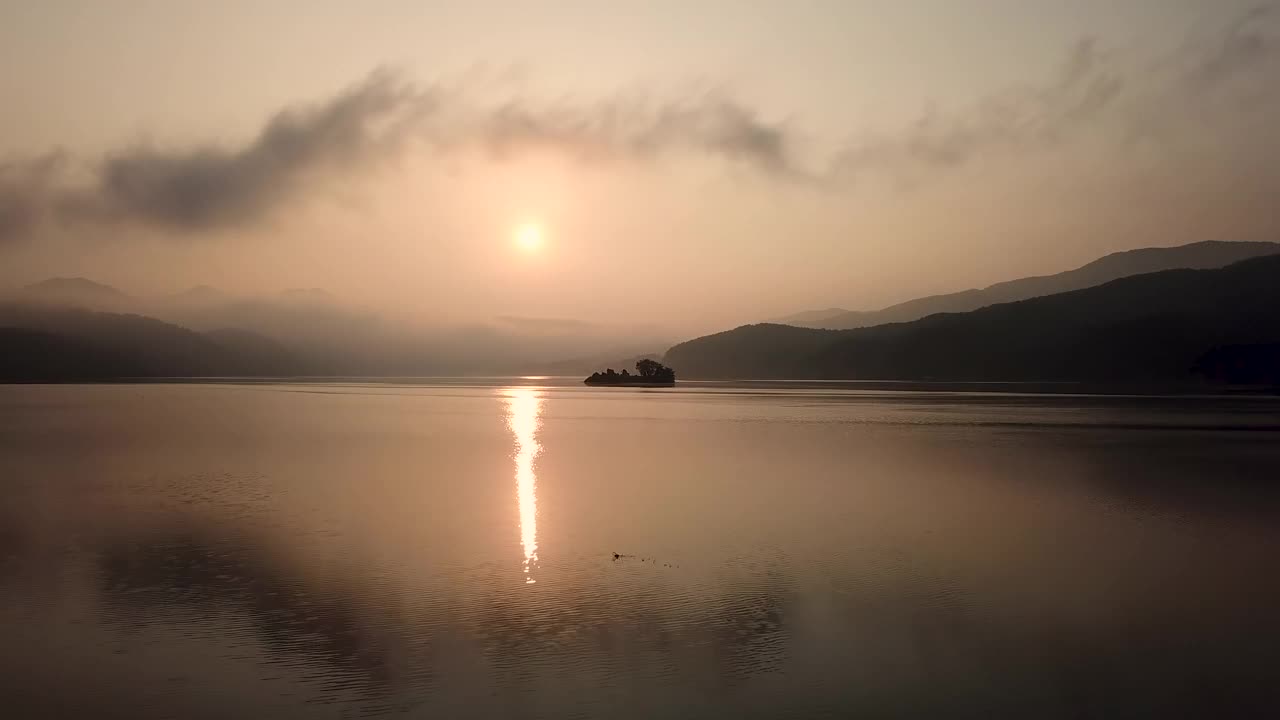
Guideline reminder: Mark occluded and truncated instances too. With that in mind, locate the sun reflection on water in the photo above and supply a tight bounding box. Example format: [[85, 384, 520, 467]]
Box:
[[504, 388, 542, 584]]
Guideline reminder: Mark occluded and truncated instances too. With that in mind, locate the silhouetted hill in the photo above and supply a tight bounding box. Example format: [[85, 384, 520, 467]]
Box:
[[665, 325, 839, 380], [202, 328, 309, 376], [790, 240, 1280, 330], [0, 299, 674, 380], [0, 328, 137, 381], [1194, 344, 1280, 385], [0, 304, 310, 380], [665, 254, 1280, 384]]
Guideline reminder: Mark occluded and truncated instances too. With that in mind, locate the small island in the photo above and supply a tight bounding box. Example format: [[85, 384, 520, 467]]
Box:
[[585, 359, 676, 387]]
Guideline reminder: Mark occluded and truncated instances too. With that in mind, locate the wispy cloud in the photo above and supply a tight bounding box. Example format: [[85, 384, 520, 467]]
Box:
[[1, 5, 1276, 245], [0, 152, 69, 244], [829, 38, 1124, 181], [475, 94, 800, 177], [79, 71, 432, 232], [0, 72, 432, 243], [1184, 4, 1277, 91], [0, 74, 804, 244]]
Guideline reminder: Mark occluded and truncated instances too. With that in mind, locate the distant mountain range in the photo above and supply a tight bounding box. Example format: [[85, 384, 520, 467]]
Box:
[[0, 279, 670, 380], [779, 240, 1280, 330], [18, 277, 135, 310], [4, 240, 1278, 385], [0, 304, 304, 381], [767, 307, 852, 326], [665, 253, 1280, 384]]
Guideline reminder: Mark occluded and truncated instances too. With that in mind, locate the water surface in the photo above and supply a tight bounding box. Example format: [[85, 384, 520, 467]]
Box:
[[2, 381, 1278, 717]]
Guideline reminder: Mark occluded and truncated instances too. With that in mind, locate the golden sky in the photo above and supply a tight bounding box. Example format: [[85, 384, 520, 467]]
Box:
[[1, 0, 1277, 334]]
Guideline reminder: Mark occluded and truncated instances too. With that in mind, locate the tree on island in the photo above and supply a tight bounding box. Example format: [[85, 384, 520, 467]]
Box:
[[585, 359, 676, 385], [635, 358, 676, 382]]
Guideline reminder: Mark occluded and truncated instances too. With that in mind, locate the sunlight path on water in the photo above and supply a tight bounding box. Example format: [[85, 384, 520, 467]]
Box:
[[504, 388, 542, 584]]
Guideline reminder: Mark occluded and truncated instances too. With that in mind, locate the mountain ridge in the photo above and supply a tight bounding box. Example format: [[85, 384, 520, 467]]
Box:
[[784, 240, 1280, 330], [665, 253, 1280, 384], [0, 303, 298, 379]]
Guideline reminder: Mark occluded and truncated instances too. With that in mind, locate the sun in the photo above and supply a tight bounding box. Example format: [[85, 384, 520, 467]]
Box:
[[515, 223, 543, 252]]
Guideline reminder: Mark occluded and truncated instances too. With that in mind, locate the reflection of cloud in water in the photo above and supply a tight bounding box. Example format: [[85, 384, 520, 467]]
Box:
[[96, 529, 415, 698], [503, 388, 541, 584], [25, 484, 1280, 717], [80, 520, 795, 717]]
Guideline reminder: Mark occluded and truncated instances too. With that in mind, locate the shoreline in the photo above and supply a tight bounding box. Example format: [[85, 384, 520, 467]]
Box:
[[2, 376, 1278, 397]]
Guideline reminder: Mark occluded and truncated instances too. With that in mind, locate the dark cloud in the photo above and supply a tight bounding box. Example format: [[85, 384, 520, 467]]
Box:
[[70, 71, 433, 232], [478, 94, 799, 177], [0, 72, 431, 244], [0, 75, 801, 244]]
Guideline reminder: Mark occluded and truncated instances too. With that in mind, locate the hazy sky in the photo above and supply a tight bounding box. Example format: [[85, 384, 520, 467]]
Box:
[[1, 0, 1277, 334]]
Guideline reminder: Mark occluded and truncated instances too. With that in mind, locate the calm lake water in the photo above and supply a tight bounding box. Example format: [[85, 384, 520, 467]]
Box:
[[2, 381, 1279, 718]]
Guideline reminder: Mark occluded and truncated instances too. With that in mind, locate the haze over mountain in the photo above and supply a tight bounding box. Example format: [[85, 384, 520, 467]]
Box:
[[0, 275, 671, 379], [167, 284, 232, 308], [3, 4, 1279, 335], [767, 308, 853, 326], [15, 277, 135, 311], [3, 239, 1275, 384], [0, 304, 302, 380], [2, 3, 1279, 380], [666, 253, 1280, 384], [781, 240, 1280, 329]]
